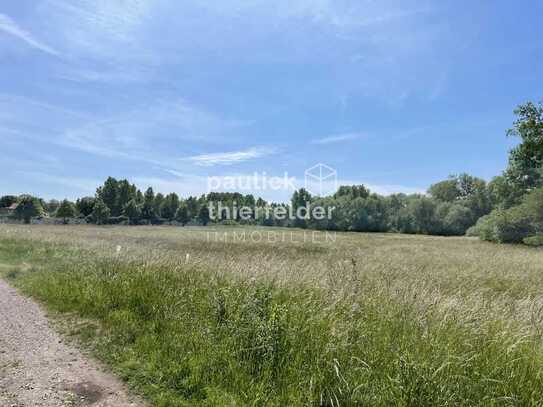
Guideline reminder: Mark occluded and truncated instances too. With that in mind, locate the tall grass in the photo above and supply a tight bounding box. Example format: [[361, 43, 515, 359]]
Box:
[[1, 225, 543, 405]]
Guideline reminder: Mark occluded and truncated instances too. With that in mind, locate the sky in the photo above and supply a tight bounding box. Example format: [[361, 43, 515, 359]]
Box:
[[0, 0, 542, 202]]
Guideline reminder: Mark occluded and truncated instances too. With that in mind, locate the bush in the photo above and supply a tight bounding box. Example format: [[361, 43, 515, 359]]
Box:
[[150, 217, 167, 225], [474, 207, 533, 243], [466, 225, 480, 237], [523, 235, 543, 247], [104, 216, 129, 225], [475, 187, 543, 244], [435, 203, 474, 236]]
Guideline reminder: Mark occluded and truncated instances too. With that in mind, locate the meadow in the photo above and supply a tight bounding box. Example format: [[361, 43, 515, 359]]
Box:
[[1, 224, 543, 406]]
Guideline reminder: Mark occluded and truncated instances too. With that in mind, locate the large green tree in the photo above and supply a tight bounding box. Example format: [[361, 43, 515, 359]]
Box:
[[56, 199, 76, 224], [175, 204, 190, 226], [46, 200, 61, 215], [428, 179, 460, 202], [185, 196, 199, 221], [154, 193, 165, 218], [141, 187, 156, 222], [92, 198, 111, 225], [161, 193, 180, 221], [13, 195, 44, 224], [334, 185, 370, 199], [117, 180, 138, 213], [505, 101, 543, 194], [291, 188, 312, 228], [97, 177, 120, 216], [123, 199, 142, 225], [76, 197, 96, 217], [198, 205, 210, 226]]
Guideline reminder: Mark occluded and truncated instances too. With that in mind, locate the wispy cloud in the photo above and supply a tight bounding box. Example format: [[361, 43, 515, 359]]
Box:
[[312, 132, 366, 145], [58, 99, 248, 162], [1, 94, 253, 172], [184, 147, 277, 167], [0, 13, 59, 56], [203, 1, 431, 30], [42, 0, 156, 81], [45, 0, 151, 56]]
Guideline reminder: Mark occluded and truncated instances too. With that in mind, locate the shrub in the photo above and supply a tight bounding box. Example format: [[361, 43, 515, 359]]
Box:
[[523, 235, 543, 247], [476, 187, 543, 244], [435, 203, 474, 236], [475, 207, 533, 243], [105, 216, 129, 225], [13, 195, 44, 224]]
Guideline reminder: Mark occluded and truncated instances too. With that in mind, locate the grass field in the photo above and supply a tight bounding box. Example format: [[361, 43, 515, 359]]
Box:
[[1, 224, 543, 406]]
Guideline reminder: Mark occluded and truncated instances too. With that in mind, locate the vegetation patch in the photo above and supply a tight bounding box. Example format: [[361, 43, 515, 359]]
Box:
[[2, 231, 543, 406]]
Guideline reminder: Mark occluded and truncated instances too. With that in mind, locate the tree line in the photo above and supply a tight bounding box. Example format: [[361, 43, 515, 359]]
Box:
[[1, 101, 542, 245]]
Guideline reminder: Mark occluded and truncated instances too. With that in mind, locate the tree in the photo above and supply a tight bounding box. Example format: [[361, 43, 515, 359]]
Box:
[[160, 193, 180, 221], [435, 202, 474, 235], [175, 204, 190, 226], [46, 200, 61, 215], [505, 101, 543, 193], [141, 187, 156, 222], [0, 195, 18, 208], [428, 179, 459, 202], [13, 195, 44, 224], [154, 193, 165, 218], [97, 177, 119, 216], [117, 180, 138, 213], [76, 197, 96, 217], [334, 185, 370, 199], [487, 175, 521, 209], [408, 197, 438, 234], [92, 199, 111, 225], [136, 189, 144, 205], [429, 174, 490, 220], [198, 205, 210, 226], [291, 188, 312, 228], [123, 199, 141, 225], [56, 199, 76, 224], [185, 196, 199, 221]]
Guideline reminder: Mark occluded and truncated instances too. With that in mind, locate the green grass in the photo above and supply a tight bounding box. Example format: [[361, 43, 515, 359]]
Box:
[[1, 225, 543, 405]]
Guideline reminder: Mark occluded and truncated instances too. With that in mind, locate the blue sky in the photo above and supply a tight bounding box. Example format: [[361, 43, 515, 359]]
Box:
[[1, 1, 541, 202]]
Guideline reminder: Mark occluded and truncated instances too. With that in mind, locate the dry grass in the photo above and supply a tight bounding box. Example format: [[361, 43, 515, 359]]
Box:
[[2, 224, 542, 329], [1, 224, 543, 405]]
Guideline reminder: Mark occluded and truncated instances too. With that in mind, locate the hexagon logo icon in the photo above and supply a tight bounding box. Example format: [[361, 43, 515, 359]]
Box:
[[304, 163, 337, 196]]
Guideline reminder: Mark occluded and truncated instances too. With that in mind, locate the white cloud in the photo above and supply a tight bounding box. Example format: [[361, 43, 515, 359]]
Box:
[[312, 132, 366, 145], [58, 99, 248, 163], [184, 147, 277, 167], [202, 1, 430, 30], [41, 0, 156, 82], [45, 0, 151, 56], [0, 13, 59, 56]]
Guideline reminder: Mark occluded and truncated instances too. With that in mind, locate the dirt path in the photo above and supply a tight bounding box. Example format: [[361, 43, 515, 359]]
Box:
[[0, 279, 144, 407]]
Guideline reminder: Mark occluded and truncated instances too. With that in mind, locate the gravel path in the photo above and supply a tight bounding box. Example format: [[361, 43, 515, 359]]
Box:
[[0, 279, 144, 407]]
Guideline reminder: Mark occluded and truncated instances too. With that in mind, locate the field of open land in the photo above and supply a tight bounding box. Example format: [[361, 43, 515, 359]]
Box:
[[1, 224, 543, 406]]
